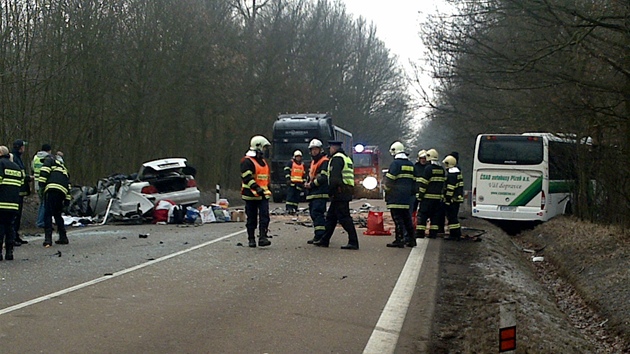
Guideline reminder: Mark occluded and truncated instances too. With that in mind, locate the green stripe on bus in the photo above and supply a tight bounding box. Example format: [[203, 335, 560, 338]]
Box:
[[509, 176, 543, 206]]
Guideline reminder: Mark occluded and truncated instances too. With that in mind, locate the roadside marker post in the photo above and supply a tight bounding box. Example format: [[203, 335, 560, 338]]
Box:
[[499, 301, 517, 353]]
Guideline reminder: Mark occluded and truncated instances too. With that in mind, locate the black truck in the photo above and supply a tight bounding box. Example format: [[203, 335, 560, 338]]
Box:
[[271, 113, 352, 203]]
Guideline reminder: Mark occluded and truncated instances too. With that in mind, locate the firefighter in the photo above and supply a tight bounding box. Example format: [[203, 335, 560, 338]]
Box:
[[443, 155, 464, 240], [32, 143, 54, 228], [10, 139, 32, 246], [416, 148, 446, 239], [384, 142, 417, 248], [38, 152, 71, 247], [412, 149, 428, 217], [304, 139, 329, 244], [313, 140, 359, 250], [284, 150, 306, 215], [0, 146, 24, 260], [241, 135, 272, 248]]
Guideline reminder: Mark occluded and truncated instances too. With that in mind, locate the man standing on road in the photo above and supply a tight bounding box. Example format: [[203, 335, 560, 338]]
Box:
[[32, 144, 54, 228], [416, 149, 445, 239], [38, 151, 71, 247], [384, 142, 417, 248], [241, 135, 272, 248], [10, 139, 32, 246], [304, 139, 329, 245], [0, 146, 24, 261], [284, 150, 305, 215], [313, 140, 359, 250], [442, 154, 464, 240]]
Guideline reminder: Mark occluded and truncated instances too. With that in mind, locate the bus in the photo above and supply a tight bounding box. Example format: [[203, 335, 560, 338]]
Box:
[[271, 113, 353, 203], [471, 133, 581, 222]]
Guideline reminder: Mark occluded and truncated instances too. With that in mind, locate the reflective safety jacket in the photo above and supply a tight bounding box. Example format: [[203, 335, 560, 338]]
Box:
[[384, 155, 416, 209], [284, 160, 305, 185], [32, 152, 53, 193], [307, 154, 329, 200], [241, 154, 271, 201], [0, 157, 24, 212], [328, 150, 354, 201], [38, 158, 71, 199], [418, 162, 445, 201], [444, 166, 464, 205]]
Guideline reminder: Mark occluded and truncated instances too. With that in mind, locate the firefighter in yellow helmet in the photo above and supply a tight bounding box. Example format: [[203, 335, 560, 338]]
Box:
[[442, 154, 464, 240], [284, 149, 306, 215], [416, 148, 446, 239], [313, 140, 359, 250], [384, 142, 417, 248], [241, 135, 272, 247]]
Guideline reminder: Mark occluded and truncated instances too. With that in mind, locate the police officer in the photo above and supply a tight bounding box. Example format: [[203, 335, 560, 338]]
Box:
[[416, 149, 446, 239], [313, 140, 359, 250], [241, 135, 272, 248], [284, 150, 306, 214], [39, 152, 71, 247], [443, 154, 464, 240], [10, 139, 31, 245], [384, 142, 417, 248], [0, 146, 24, 260], [304, 139, 329, 244]]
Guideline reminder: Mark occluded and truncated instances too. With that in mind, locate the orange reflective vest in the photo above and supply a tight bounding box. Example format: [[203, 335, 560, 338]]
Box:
[[309, 156, 329, 180], [290, 161, 305, 183]]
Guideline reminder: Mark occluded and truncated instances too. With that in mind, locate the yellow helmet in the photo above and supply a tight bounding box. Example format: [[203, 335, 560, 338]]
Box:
[[293, 150, 302, 157], [443, 155, 457, 168], [426, 148, 439, 161], [417, 149, 427, 159], [249, 135, 271, 151], [389, 141, 405, 156]]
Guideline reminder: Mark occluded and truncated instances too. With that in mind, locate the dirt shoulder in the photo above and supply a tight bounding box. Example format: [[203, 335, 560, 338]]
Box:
[[428, 214, 629, 353]]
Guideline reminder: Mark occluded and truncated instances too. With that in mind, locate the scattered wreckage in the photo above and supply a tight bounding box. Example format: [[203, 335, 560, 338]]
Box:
[[69, 158, 200, 224]]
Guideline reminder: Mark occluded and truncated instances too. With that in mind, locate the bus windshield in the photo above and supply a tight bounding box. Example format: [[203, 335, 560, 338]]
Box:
[[353, 154, 373, 167], [478, 136, 543, 165]]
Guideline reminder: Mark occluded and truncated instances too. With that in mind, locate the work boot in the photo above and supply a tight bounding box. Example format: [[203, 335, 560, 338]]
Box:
[[247, 229, 256, 248], [43, 230, 53, 248], [258, 229, 271, 247], [386, 238, 405, 248], [405, 237, 417, 247], [5, 247, 14, 261], [55, 232, 69, 245]]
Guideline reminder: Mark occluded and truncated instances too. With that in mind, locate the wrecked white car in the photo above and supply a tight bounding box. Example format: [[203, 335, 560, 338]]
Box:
[[70, 158, 200, 222]]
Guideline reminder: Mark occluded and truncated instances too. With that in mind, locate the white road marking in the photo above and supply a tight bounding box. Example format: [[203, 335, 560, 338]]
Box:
[[363, 239, 429, 354], [0, 229, 246, 316]]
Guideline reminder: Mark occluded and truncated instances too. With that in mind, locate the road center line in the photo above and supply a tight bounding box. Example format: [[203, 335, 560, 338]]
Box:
[[363, 239, 429, 354], [0, 229, 246, 316]]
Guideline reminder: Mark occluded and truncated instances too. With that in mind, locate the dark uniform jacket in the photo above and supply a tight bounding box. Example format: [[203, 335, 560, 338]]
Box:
[[418, 162, 445, 201], [384, 155, 416, 208], [444, 167, 464, 205], [0, 157, 24, 212], [38, 158, 71, 199], [307, 153, 329, 200], [10, 148, 30, 196], [240, 153, 270, 200]]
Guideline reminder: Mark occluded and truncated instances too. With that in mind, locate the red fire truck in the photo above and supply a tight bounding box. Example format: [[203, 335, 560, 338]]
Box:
[[352, 144, 382, 199]]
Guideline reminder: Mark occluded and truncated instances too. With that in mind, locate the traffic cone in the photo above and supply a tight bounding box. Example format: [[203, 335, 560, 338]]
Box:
[[363, 211, 391, 235]]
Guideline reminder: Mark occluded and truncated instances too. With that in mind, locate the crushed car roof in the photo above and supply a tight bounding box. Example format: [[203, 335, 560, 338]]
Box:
[[142, 158, 188, 171]]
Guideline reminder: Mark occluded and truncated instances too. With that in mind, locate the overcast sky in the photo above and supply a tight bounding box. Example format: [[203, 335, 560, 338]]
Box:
[[341, 0, 450, 117]]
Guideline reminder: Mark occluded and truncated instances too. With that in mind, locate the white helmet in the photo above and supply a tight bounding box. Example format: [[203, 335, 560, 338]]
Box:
[[293, 150, 302, 157], [389, 141, 405, 156], [308, 139, 323, 149], [443, 155, 457, 168], [418, 149, 427, 159], [426, 148, 439, 161], [250, 135, 271, 151]]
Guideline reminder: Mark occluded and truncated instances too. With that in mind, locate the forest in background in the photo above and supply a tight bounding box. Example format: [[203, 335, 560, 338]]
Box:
[[1, 0, 413, 189]]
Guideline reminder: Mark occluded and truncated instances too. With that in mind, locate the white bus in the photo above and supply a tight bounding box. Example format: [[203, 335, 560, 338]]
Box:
[[471, 133, 579, 222]]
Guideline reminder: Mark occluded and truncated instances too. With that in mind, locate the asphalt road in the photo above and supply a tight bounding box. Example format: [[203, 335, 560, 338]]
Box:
[[0, 200, 440, 353]]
